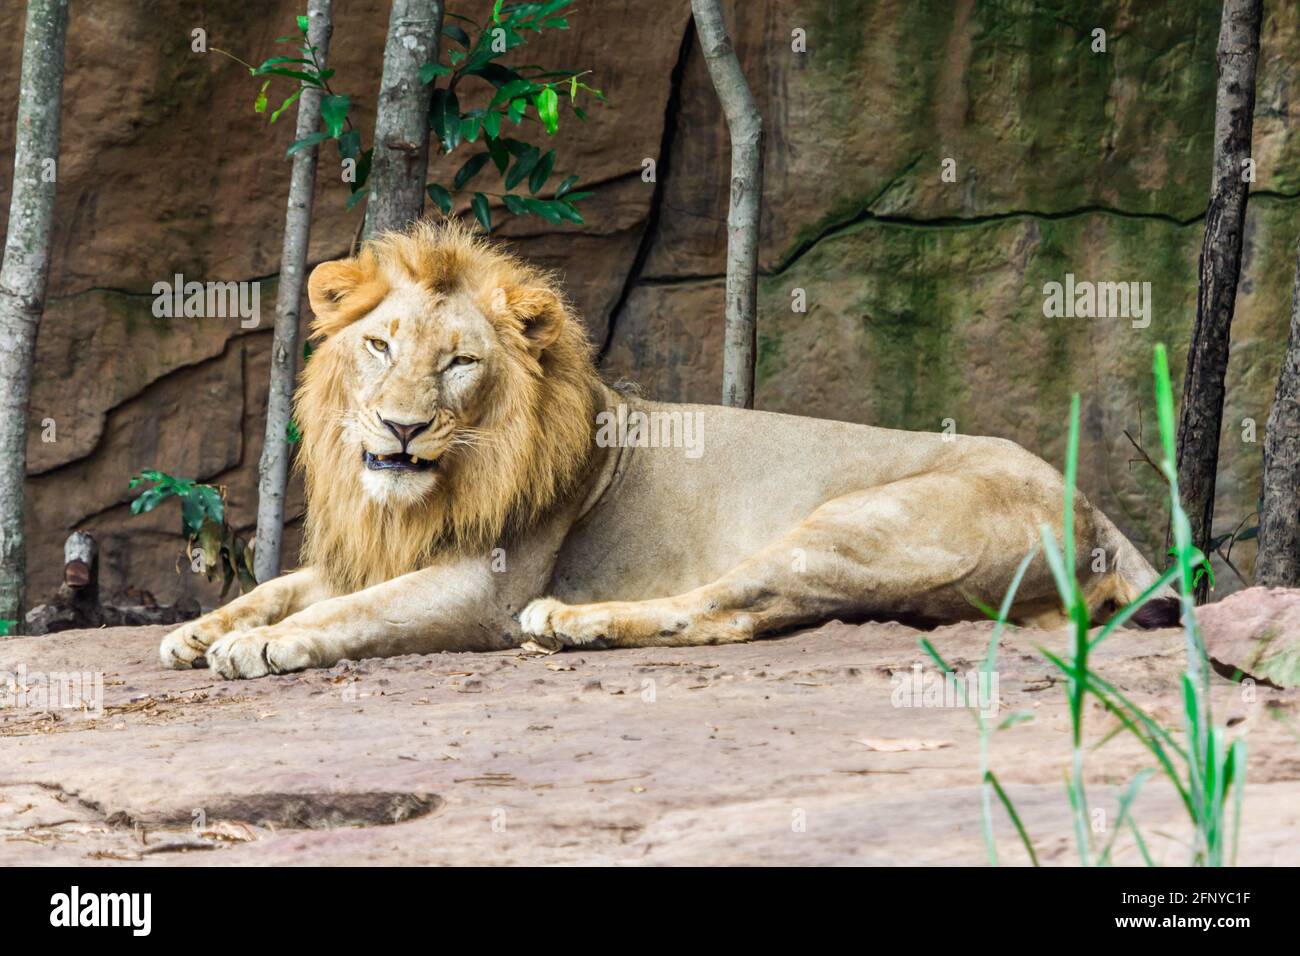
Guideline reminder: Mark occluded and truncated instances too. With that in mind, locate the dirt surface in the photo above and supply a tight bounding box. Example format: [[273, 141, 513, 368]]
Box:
[[2, 595, 1298, 866]]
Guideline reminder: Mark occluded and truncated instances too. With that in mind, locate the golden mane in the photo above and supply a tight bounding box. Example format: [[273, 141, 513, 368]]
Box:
[[295, 220, 600, 593]]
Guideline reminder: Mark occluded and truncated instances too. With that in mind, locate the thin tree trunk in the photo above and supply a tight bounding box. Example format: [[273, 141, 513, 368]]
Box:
[[0, 0, 70, 630], [1175, 0, 1262, 601], [1257, 235, 1300, 586], [254, 0, 333, 584], [363, 0, 443, 240], [691, 0, 763, 409]]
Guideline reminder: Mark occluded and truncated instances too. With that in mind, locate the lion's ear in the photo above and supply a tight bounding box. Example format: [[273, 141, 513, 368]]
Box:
[[503, 285, 565, 355], [308, 258, 381, 337]]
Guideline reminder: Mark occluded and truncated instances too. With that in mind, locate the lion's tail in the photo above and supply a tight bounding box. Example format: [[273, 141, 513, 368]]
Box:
[[1088, 511, 1181, 630]]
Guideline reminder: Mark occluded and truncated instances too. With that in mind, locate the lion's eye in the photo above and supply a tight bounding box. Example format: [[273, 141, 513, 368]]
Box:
[[451, 355, 477, 366], [365, 338, 389, 355]]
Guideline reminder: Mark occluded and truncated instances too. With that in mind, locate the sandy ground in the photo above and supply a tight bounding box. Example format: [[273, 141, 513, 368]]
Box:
[[1, 596, 1298, 866]]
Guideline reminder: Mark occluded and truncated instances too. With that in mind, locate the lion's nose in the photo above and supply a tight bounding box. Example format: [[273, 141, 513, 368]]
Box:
[[378, 414, 432, 448]]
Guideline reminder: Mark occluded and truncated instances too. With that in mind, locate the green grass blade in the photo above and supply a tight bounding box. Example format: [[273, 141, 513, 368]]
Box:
[[1063, 393, 1080, 580], [1039, 647, 1192, 815], [918, 637, 954, 677], [1127, 816, 1156, 867], [985, 546, 1038, 675], [1099, 769, 1154, 866], [985, 771, 1040, 867], [1229, 738, 1246, 866]]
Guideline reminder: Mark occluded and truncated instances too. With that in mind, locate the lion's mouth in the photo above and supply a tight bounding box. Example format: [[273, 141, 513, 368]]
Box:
[[362, 450, 439, 472]]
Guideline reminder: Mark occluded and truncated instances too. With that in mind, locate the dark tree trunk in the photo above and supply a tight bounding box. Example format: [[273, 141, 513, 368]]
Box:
[[1175, 0, 1263, 601], [1258, 235, 1300, 586]]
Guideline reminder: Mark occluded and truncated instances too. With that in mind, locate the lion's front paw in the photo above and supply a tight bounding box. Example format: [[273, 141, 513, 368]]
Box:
[[519, 598, 612, 648], [159, 617, 229, 669], [206, 629, 316, 680]]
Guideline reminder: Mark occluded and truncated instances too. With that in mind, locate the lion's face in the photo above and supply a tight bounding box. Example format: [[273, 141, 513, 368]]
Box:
[[297, 222, 598, 590], [336, 279, 501, 504]]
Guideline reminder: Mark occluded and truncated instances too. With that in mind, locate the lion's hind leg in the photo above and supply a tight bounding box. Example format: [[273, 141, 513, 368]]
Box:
[[520, 473, 1046, 649]]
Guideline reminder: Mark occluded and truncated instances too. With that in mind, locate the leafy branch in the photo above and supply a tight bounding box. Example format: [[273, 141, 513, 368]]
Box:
[[226, 2, 603, 227], [129, 470, 257, 598]]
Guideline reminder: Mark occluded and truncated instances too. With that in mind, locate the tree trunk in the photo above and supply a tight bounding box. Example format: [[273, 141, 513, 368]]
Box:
[[1175, 0, 1262, 601], [0, 0, 70, 631], [254, 0, 333, 584], [363, 0, 443, 241], [691, 0, 763, 409], [1258, 235, 1300, 586]]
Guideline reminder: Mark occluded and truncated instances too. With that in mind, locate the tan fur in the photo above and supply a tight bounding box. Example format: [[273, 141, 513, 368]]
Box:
[[159, 221, 1169, 680]]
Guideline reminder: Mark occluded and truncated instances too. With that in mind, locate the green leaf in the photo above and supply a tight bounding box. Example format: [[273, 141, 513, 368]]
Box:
[[285, 131, 330, 159], [471, 193, 492, 231], [320, 94, 350, 138], [130, 487, 166, 515], [554, 174, 578, 198], [180, 493, 206, 537], [490, 79, 535, 108], [505, 147, 540, 190], [269, 88, 302, 124], [254, 79, 271, 114], [427, 183, 454, 215], [352, 147, 373, 191], [296, 14, 309, 32], [460, 113, 483, 144], [523, 197, 564, 223], [508, 97, 526, 124], [251, 67, 323, 87], [337, 129, 361, 162], [346, 186, 368, 211], [535, 86, 559, 134], [256, 55, 314, 69], [442, 24, 471, 47], [455, 152, 492, 190], [420, 62, 452, 83], [472, 64, 522, 88], [430, 89, 462, 152], [286, 419, 302, 444], [554, 200, 584, 224], [502, 193, 528, 215], [488, 137, 510, 173], [528, 149, 555, 194], [483, 110, 502, 139], [0, 619, 15, 636], [195, 484, 224, 526]]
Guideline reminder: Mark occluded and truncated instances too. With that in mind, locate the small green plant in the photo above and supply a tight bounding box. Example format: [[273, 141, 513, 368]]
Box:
[[129, 470, 257, 598], [925, 345, 1246, 866], [217, 1, 601, 227]]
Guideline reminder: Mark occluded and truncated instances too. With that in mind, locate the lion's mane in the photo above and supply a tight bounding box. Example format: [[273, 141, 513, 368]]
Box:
[[295, 220, 600, 592]]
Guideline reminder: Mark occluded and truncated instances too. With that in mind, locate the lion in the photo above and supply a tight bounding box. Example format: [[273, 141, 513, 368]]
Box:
[[160, 220, 1173, 679]]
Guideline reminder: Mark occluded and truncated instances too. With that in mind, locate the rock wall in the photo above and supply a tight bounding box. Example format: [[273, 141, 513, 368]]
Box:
[[2, 0, 1297, 609]]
